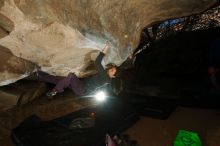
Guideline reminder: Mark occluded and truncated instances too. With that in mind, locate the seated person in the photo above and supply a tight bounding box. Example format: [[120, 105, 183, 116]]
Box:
[[208, 37, 220, 91], [37, 44, 117, 99]]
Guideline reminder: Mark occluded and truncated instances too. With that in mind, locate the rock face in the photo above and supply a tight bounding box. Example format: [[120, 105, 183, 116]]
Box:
[[0, 80, 47, 111], [0, 0, 217, 85], [0, 45, 36, 86]]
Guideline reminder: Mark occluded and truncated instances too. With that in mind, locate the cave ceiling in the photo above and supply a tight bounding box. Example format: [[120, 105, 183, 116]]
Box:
[[0, 0, 217, 85]]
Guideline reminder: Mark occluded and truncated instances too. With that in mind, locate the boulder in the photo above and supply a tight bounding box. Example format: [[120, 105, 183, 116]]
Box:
[[0, 0, 217, 85], [0, 45, 36, 86], [0, 80, 47, 111]]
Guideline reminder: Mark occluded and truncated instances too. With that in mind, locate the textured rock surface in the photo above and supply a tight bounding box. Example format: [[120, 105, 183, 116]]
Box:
[[0, 13, 14, 38], [0, 80, 47, 111], [0, 0, 217, 85], [0, 45, 36, 86]]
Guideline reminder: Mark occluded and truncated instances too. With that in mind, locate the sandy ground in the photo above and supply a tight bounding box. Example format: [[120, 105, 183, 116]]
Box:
[[0, 91, 219, 146], [125, 107, 220, 146]]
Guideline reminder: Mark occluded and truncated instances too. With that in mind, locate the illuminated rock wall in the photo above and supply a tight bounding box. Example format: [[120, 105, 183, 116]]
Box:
[[0, 0, 217, 85]]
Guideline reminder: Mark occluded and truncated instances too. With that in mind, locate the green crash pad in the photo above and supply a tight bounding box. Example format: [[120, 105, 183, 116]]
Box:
[[174, 130, 202, 146]]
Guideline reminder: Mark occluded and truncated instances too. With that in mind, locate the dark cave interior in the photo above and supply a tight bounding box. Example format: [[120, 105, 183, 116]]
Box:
[[118, 27, 220, 109]]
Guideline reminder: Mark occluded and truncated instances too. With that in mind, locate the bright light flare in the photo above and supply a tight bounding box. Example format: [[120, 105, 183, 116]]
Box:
[[95, 91, 107, 102]]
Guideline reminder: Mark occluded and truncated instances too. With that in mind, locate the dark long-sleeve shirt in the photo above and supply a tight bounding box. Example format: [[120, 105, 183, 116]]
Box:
[[84, 52, 111, 93]]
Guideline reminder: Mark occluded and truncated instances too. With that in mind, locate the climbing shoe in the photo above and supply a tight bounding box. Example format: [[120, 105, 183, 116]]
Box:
[[46, 89, 57, 100]]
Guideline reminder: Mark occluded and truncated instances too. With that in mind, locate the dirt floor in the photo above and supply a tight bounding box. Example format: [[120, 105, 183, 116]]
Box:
[[125, 107, 220, 146], [0, 91, 219, 146]]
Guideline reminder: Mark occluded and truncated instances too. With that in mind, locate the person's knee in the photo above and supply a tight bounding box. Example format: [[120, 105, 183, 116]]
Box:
[[37, 71, 47, 80], [67, 73, 77, 82]]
